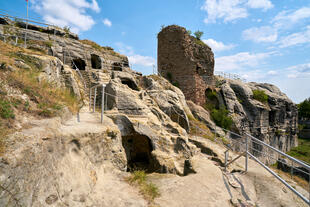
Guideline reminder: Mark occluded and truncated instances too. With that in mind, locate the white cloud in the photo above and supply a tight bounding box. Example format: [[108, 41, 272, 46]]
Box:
[[202, 39, 236, 52], [272, 7, 310, 29], [267, 70, 277, 75], [128, 55, 155, 67], [116, 42, 155, 67], [278, 26, 310, 48], [215, 51, 274, 71], [286, 62, 310, 78], [32, 0, 100, 33], [201, 0, 273, 23], [242, 26, 278, 43], [103, 18, 112, 27], [246, 0, 273, 11]]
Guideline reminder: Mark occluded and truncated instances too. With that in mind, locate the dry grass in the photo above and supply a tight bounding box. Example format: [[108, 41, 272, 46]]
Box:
[[187, 114, 214, 140], [0, 40, 79, 154], [79, 39, 102, 51], [127, 171, 160, 204]]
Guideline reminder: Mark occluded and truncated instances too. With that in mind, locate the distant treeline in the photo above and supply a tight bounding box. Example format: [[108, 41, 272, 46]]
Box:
[[298, 98, 310, 120]]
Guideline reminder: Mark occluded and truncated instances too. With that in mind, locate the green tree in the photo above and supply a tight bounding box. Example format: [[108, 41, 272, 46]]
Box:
[[187, 30, 192, 35], [298, 98, 310, 119], [194, 30, 204, 40]]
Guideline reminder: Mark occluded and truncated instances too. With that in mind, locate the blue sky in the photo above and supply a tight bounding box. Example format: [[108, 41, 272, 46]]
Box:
[[1, 0, 310, 103]]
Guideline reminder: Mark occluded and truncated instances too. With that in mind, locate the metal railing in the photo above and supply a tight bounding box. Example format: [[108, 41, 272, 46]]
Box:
[[220, 130, 310, 206], [215, 71, 246, 82]]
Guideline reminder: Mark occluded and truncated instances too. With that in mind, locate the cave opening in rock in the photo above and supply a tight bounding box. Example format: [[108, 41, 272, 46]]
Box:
[[72, 58, 86, 70], [269, 111, 276, 126], [112, 62, 123, 71], [122, 134, 154, 172], [121, 78, 139, 91], [91, 54, 101, 69]]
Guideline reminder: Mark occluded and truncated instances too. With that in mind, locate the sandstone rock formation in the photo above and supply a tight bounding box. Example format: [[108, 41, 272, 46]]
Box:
[[0, 20, 306, 207], [158, 25, 298, 158], [218, 78, 298, 159], [158, 25, 214, 105]]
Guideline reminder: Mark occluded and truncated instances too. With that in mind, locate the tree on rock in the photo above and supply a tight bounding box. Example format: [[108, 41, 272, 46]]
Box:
[[194, 30, 204, 40]]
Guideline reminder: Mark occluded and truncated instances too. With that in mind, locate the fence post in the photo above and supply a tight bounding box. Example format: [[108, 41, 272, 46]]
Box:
[[291, 161, 294, 179], [245, 135, 248, 172], [101, 84, 106, 123], [93, 87, 97, 113], [89, 88, 92, 111], [24, 20, 28, 48], [225, 150, 228, 171], [214, 126, 216, 141], [77, 111, 80, 122]]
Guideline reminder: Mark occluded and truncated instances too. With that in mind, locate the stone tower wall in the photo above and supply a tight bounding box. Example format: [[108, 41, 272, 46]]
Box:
[[158, 25, 214, 106]]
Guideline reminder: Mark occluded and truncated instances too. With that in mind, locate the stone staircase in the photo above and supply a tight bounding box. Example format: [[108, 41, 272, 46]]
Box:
[[79, 70, 93, 90]]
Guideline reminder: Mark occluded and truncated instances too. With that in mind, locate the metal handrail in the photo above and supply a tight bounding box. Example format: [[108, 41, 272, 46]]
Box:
[[0, 13, 57, 28], [248, 152, 310, 205], [247, 133, 310, 171]]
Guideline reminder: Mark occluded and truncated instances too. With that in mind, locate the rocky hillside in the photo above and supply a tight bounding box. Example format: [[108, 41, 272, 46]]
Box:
[[0, 20, 306, 207], [158, 25, 298, 161]]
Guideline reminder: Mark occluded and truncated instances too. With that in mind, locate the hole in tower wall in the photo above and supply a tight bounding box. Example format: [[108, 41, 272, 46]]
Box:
[[91, 54, 102, 69], [72, 58, 86, 70], [122, 134, 155, 172]]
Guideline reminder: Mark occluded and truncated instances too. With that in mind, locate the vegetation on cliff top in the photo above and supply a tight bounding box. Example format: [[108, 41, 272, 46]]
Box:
[[252, 89, 268, 104]]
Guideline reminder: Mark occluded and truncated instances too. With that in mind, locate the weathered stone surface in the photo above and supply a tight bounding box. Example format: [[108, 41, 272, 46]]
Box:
[[158, 25, 214, 105], [142, 76, 192, 131], [105, 80, 149, 115], [217, 78, 298, 162]]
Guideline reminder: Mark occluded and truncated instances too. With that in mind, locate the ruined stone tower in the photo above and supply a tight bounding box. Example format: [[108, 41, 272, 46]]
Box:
[[158, 25, 215, 106]]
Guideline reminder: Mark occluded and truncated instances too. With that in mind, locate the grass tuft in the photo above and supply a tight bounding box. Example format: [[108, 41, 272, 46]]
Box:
[[127, 171, 160, 203]]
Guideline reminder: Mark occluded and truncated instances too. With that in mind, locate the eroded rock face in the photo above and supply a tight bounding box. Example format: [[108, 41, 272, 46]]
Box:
[[158, 25, 215, 105], [218, 78, 298, 162]]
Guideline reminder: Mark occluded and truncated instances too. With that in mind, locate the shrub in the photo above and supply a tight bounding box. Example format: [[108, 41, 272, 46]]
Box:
[[252, 89, 268, 104], [211, 107, 233, 130], [206, 90, 217, 100], [194, 30, 204, 40], [187, 30, 192, 35], [63, 26, 70, 33], [0, 100, 15, 119]]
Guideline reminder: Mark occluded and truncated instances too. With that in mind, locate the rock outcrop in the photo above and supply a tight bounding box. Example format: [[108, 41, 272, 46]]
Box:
[[0, 20, 306, 207], [217, 78, 298, 161], [157, 25, 298, 158], [158, 25, 214, 105]]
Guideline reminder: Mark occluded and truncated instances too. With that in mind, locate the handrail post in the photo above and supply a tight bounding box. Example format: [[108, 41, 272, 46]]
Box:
[[89, 88, 92, 111], [77, 111, 80, 122], [101, 84, 106, 123], [245, 135, 248, 172], [225, 150, 228, 171], [291, 161, 294, 179], [93, 87, 97, 113], [214, 126, 216, 141]]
